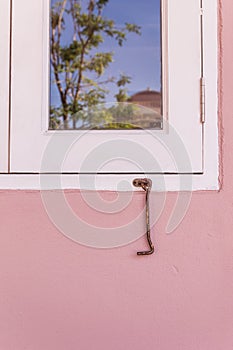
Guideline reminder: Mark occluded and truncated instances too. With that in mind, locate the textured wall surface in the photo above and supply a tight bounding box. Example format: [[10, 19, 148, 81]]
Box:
[[0, 1, 233, 349]]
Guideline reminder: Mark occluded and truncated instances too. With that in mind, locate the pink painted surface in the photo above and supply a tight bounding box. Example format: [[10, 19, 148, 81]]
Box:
[[0, 1, 233, 349]]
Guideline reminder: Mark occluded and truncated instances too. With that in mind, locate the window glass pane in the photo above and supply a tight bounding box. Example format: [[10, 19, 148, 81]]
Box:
[[50, 0, 162, 130]]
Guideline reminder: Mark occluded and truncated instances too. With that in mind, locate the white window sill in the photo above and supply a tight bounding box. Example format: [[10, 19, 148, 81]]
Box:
[[0, 172, 219, 191]]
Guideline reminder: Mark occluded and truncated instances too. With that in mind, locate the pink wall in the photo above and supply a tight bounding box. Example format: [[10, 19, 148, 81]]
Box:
[[0, 1, 233, 349]]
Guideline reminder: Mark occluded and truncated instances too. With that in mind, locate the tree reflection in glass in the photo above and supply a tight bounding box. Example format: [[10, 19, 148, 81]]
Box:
[[50, 0, 162, 130]]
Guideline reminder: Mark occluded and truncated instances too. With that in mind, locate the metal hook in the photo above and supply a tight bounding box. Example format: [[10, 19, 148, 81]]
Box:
[[133, 178, 154, 256]]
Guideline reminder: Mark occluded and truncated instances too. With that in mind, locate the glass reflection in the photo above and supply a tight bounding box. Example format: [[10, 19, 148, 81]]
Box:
[[50, 0, 162, 130]]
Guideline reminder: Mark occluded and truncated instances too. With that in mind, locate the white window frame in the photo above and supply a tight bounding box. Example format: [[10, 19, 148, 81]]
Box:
[[0, 0, 219, 191], [0, 0, 11, 173]]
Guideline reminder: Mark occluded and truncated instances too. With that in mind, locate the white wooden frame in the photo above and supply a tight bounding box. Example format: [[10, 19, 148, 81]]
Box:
[[0, 0, 11, 173], [9, 0, 203, 173], [0, 0, 219, 191]]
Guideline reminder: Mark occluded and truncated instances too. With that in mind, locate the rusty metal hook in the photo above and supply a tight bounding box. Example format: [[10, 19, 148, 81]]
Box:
[[133, 178, 154, 256]]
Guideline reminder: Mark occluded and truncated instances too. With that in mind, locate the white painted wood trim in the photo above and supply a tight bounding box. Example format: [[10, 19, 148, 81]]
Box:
[[0, 0, 218, 191], [0, 173, 219, 191], [10, 0, 203, 173], [0, 0, 10, 173], [201, 0, 219, 191]]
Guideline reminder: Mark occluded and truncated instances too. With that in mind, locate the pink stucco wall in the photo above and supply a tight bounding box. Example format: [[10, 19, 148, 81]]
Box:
[[0, 1, 233, 349]]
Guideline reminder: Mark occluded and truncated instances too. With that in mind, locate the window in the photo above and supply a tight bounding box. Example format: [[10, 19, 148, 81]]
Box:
[[0, 0, 218, 190]]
